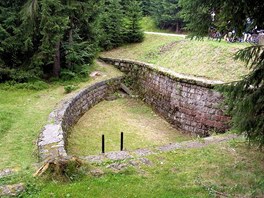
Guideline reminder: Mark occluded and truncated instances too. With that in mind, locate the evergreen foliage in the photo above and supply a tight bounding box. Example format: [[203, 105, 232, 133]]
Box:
[[222, 46, 264, 147], [100, 0, 144, 50], [100, 0, 125, 50], [179, 0, 264, 37], [150, 0, 184, 32], [0, 0, 144, 81], [123, 0, 144, 43], [140, 0, 152, 16]]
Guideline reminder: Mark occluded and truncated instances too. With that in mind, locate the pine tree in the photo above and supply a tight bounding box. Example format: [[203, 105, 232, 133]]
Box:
[[99, 0, 125, 50], [0, 0, 144, 82], [222, 46, 264, 147], [140, 0, 152, 16], [123, 0, 144, 43], [179, 0, 264, 37], [0, 0, 38, 82], [0, 0, 101, 81], [39, 0, 68, 77], [151, 0, 183, 32]]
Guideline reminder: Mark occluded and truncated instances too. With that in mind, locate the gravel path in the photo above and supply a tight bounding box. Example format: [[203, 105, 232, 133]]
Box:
[[144, 31, 187, 38]]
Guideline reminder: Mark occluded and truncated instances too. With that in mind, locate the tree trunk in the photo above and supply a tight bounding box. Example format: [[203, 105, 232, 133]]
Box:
[[68, 18, 73, 69], [175, 22, 179, 33], [53, 41, 61, 78]]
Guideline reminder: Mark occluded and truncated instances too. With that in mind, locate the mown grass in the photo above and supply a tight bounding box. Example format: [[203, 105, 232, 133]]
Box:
[[68, 98, 192, 156], [0, 62, 122, 171], [16, 138, 264, 197], [101, 34, 250, 82]]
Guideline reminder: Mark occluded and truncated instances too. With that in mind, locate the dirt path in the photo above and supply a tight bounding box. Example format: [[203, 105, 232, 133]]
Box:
[[144, 31, 187, 38]]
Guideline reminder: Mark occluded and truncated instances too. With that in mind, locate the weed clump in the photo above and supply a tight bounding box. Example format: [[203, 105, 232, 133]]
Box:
[[64, 85, 79, 94]]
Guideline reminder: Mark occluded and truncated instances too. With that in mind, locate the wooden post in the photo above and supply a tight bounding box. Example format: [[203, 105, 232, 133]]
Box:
[[102, 135, 105, 154], [121, 132, 124, 151]]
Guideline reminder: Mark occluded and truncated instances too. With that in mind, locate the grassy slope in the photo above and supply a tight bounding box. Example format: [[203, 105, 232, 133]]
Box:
[[68, 98, 192, 156], [0, 62, 123, 170], [101, 34, 249, 82]]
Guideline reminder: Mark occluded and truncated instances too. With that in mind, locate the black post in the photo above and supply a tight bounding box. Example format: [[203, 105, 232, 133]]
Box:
[[102, 134, 105, 154], [121, 132, 124, 151]]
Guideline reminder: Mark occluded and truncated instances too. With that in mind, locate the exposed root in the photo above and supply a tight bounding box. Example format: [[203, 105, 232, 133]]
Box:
[[34, 156, 83, 177]]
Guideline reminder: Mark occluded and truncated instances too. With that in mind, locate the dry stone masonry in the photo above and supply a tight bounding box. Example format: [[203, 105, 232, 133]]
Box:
[[38, 77, 123, 161], [37, 57, 231, 162], [100, 57, 230, 136]]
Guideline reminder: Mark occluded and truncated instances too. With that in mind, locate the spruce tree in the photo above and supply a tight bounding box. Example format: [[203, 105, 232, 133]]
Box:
[[140, 0, 152, 16], [123, 0, 144, 43], [0, 0, 101, 80], [151, 0, 183, 32], [223, 46, 264, 147], [99, 0, 125, 50], [39, 0, 68, 77]]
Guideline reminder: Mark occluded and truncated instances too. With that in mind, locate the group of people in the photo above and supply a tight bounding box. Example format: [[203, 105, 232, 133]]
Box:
[[208, 17, 263, 44]]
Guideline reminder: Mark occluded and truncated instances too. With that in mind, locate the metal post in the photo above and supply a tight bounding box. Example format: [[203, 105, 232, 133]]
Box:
[[102, 134, 105, 154], [121, 132, 124, 151]]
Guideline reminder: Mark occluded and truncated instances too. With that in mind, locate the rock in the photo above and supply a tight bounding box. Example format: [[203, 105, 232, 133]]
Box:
[[133, 149, 155, 157], [128, 160, 140, 167], [81, 155, 104, 164], [106, 163, 128, 171], [105, 151, 132, 161], [89, 71, 102, 78], [157, 143, 182, 152], [105, 95, 119, 101], [90, 169, 104, 177], [0, 169, 16, 179], [139, 158, 152, 166], [0, 183, 25, 197]]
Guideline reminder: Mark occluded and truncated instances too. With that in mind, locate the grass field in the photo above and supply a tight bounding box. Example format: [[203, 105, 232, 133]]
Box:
[[13, 139, 264, 197], [68, 98, 192, 156], [0, 62, 122, 171], [101, 34, 249, 82], [0, 34, 263, 197]]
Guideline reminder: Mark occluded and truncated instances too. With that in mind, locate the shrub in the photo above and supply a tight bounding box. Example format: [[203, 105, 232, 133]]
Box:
[[14, 81, 49, 90], [0, 81, 49, 91], [64, 85, 78, 93], [60, 70, 76, 81]]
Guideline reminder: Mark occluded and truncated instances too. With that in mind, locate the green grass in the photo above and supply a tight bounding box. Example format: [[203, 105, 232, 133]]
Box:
[[68, 98, 192, 156], [1, 76, 264, 197], [18, 139, 264, 197], [101, 34, 250, 82], [0, 62, 122, 171], [1, 35, 263, 197]]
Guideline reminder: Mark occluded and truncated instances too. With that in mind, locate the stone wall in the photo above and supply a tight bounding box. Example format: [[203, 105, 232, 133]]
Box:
[[38, 77, 123, 161], [100, 57, 230, 136]]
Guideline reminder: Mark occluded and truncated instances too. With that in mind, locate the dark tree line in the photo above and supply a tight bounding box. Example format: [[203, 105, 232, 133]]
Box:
[[140, 0, 184, 33], [0, 0, 143, 82]]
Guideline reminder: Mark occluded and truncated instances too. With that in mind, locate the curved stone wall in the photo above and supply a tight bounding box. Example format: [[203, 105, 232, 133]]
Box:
[[38, 77, 123, 161], [100, 57, 230, 136]]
